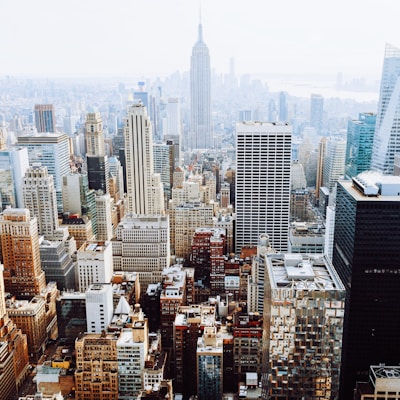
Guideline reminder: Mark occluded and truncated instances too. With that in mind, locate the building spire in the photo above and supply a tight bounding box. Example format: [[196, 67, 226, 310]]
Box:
[[198, 1, 203, 42]]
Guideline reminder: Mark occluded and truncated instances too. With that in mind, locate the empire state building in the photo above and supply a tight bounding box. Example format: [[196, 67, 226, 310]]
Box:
[[190, 20, 212, 149]]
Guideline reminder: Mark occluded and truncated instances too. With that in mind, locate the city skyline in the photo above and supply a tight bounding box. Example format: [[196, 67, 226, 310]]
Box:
[[0, 0, 398, 81]]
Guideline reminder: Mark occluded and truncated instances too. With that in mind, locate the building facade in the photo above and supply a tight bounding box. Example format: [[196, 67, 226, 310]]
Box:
[[235, 122, 291, 253], [333, 174, 400, 399]]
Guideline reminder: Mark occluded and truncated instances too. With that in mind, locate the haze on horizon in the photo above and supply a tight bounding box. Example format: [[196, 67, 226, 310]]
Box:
[[0, 0, 398, 82]]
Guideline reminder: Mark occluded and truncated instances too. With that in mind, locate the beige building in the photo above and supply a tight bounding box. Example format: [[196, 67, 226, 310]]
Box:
[[75, 332, 119, 399], [0, 208, 46, 297], [7, 296, 47, 361]]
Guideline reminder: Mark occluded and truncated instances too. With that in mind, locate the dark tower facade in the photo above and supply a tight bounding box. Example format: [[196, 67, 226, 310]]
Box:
[[333, 175, 400, 399]]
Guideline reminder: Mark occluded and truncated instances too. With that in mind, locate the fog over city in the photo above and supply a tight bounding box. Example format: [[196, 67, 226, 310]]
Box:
[[0, 0, 398, 83]]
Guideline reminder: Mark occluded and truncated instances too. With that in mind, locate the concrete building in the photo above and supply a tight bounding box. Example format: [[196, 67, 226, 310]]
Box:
[[0, 208, 46, 298], [323, 138, 347, 193], [77, 241, 113, 292], [74, 332, 119, 399], [112, 214, 170, 290], [60, 215, 95, 250], [288, 222, 325, 254], [310, 94, 324, 135], [124, 103, 164, 215], [235, 122, 291, 253], [261, 253, 345, 399], [22, 164, 60, 238], [18, 132, 71, 212], [0, 264, 29, 398], [6, 296, 47, 362], [85, 283, 114, 334], [95, 193, 114, 241], [174, 304, 216, 397], [354, 365, 400, 400]]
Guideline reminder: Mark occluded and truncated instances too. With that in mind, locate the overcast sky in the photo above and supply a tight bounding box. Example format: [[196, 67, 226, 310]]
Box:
[[0, 0, 398, 80]]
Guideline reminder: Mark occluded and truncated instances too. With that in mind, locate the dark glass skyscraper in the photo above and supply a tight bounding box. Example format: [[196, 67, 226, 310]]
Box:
[[333, 175, 400, 399], [190, 20, 212, 149]]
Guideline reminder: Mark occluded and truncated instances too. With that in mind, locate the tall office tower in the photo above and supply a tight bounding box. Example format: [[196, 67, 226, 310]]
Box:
[[371, 43, 400, 174], [124, 103, 164, 215], [164, 98, 182, 166], [85, 112, 110, 194], [170, 203, 214, 258], [95, 193, 113, 241], [333, 174, 400, 399], [235, 122, 291, 253], [0, 146, 29, 210], [197, 326, 223, 400], [0, 208, 46, 298], [247, 235, 275, 313], [239, 109, 253, 122], [324, 205, 335, 261], [279, 91, 288, 122], [34, 104, 56, 133], [190, 19, 212, 149], [77, 242, 113, 292], [117, 309, 150, 398], [74, 331, 119, 399], [108, 156, 125, 200], [315, 137, 327, 201], [39, 239, 76, 290], [322, 138, 346, 193], [261, 253, 345, 399], [345, 112, 376, 179], [310, 93, 324, 135], [112, 214, 170, 289], [174, 304, 217, 397], [0, 263, 30, 398], [18, 132, 71, 212], [219, 182, 230, 208], [85, 283, 113, 333], [22, 164, 59, 238], [153, 142, 173, 202], [62, 172, 97, 235]]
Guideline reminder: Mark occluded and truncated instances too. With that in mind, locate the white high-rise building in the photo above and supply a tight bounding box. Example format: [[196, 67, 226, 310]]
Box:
[[371, 43, 400, 174], [190, 20, 212, 149], [95, 193, 113, 241], [124, 103, 164, 215], [322, 138, 346, 193], [85, 283, 113, 333], [112, 215, 170, 289], [235, 122, 292, 253], [22, 164, 59, 238], [77, 241, 113, 292]]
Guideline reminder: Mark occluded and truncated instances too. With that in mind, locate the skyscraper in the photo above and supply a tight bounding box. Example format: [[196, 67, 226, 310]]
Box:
[[371, 43, 400, 174], [0, 208, 46, 298], [235, 122, 292, 253], [345, 112, 376, 179], [22, 164, 59, 238], [34, 104, 56, 133], [310, 94, 324, 135], [190, 19, 212, 149], [85, 112, 110, 194], [333, 173, 400, 398], [322, 138, 346, 193], [124, 103, 164, 215], [18, 132, 71, 212]]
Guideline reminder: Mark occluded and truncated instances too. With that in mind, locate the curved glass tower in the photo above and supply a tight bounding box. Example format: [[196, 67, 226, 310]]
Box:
[[371, 43, 400, 174]]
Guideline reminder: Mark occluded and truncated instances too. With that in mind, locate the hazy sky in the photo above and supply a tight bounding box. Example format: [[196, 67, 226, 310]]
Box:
[[0, 0, 398, 80]]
